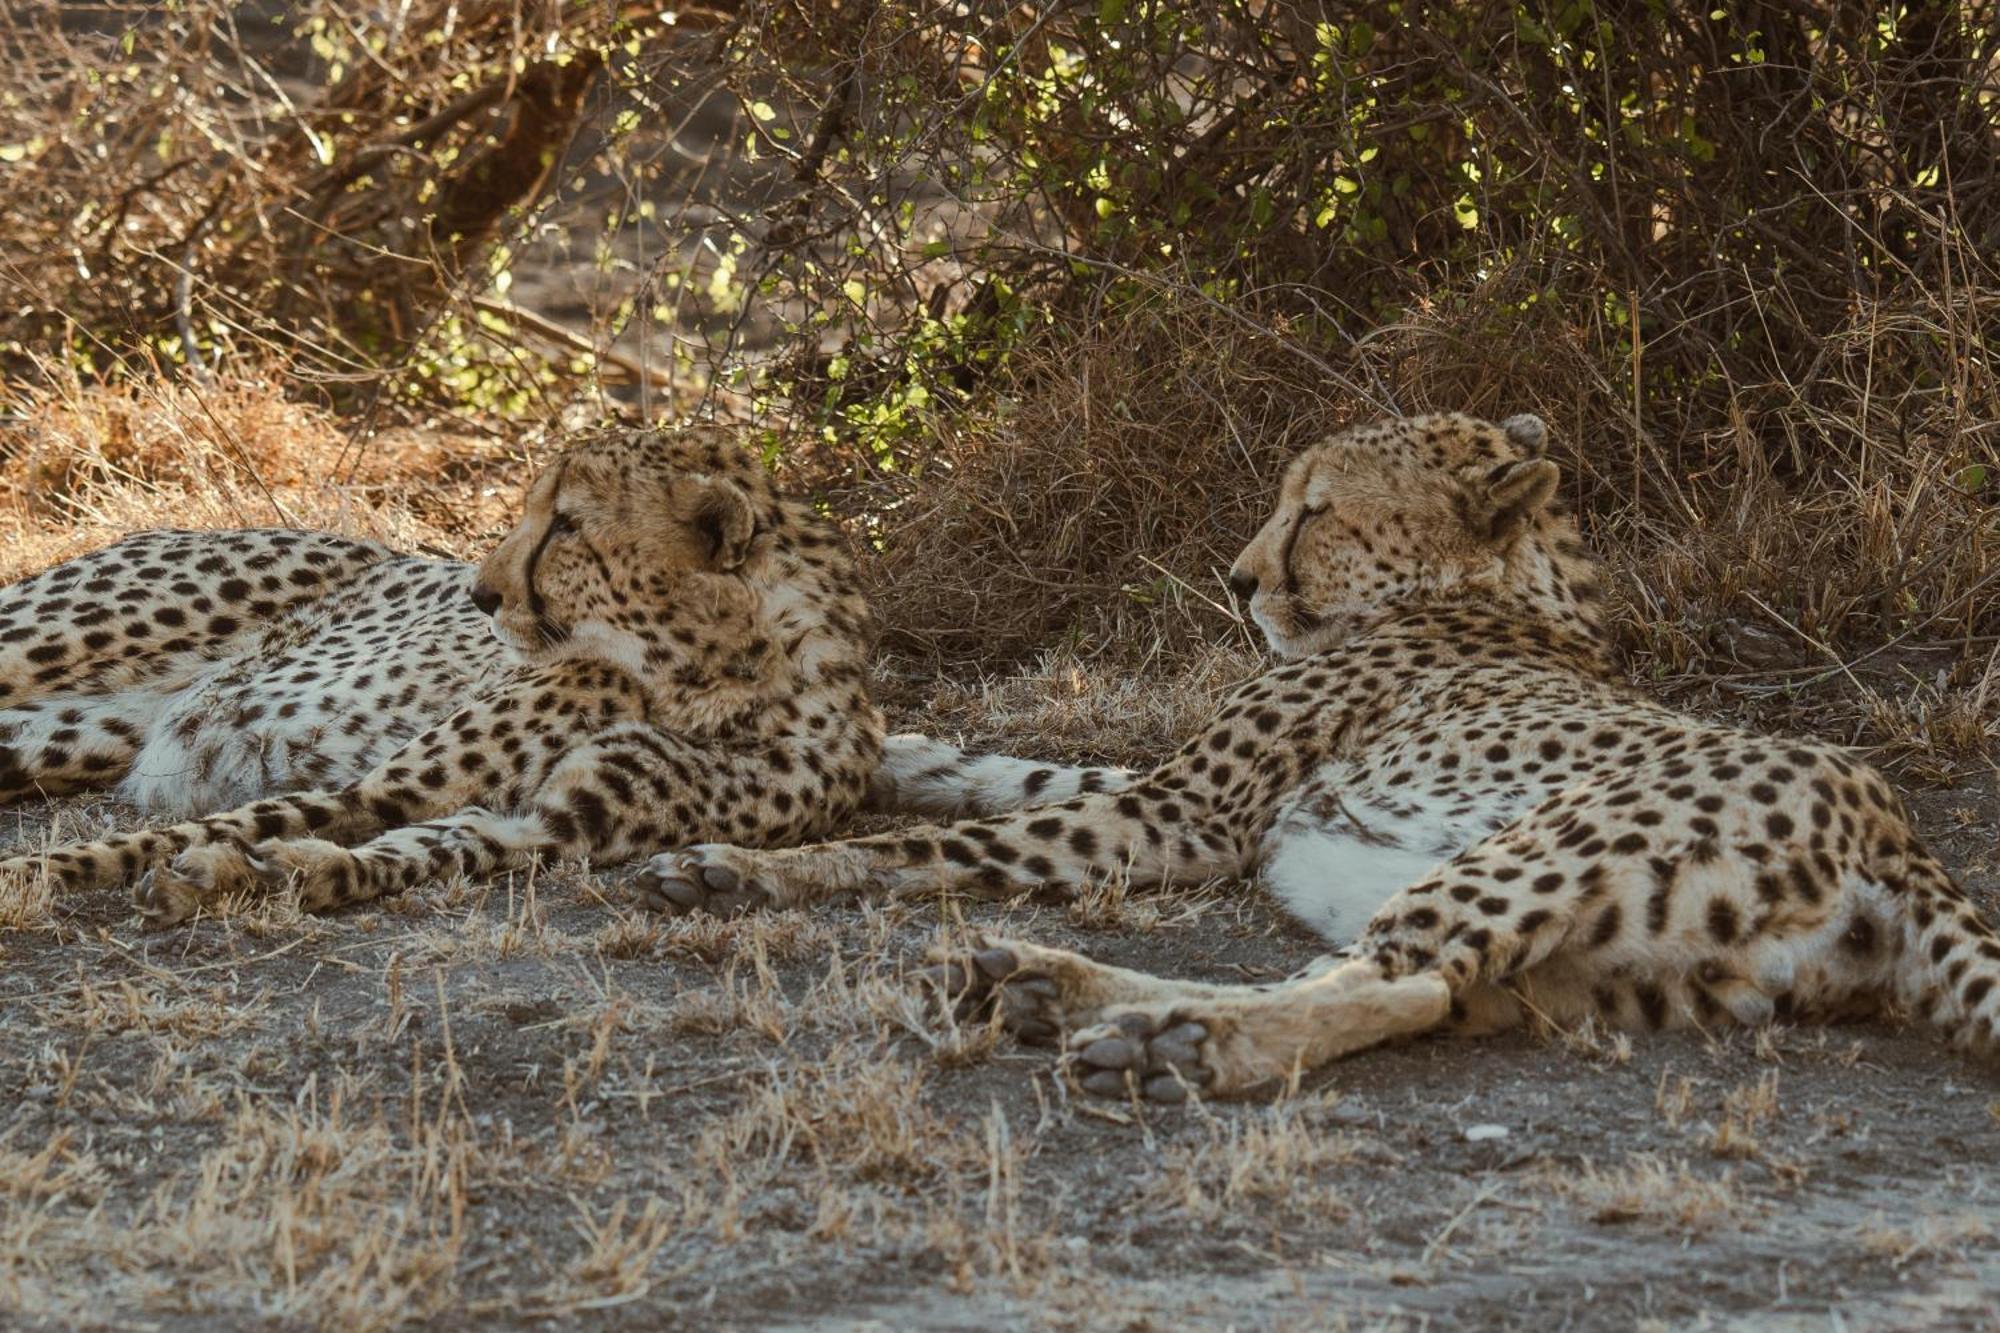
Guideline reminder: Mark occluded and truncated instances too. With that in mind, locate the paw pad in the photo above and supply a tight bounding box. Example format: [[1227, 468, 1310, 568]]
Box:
[[636, 850, 770, 918], [1068, 1014, 1214, 1103]]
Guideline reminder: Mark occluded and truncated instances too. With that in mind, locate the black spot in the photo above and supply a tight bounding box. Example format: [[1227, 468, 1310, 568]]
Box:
[[1634, 983, 1668, 1029], [1841, 916, 1878, 957], [1706, 898, 1739, 944]]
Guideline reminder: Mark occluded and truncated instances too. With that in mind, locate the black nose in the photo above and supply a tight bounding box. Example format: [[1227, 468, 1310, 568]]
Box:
[[469, 582, 501, 615], [1227, 571, 1258, 600]]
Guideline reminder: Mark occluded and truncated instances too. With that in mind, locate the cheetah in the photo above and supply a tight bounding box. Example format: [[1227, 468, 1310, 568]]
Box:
[[0, 425, 882, 925], [0, 527, 495, 815], [641, 411, 2000, 1101]]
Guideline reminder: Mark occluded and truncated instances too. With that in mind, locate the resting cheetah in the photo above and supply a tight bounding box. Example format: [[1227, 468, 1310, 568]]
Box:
[[0, 527, 499, 815], [643, 411, 2000, 1100], [0, 425, 881, 924]]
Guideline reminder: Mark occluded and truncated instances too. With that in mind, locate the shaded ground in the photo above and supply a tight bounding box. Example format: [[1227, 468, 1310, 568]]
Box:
[[2, 659, 1996, 1331]]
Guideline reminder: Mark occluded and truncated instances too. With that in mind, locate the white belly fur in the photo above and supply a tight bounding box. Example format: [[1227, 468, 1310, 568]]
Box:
[[1257, 762, 1527, 946]]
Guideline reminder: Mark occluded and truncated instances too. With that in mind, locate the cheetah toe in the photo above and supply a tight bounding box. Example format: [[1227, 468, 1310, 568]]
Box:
[[132, 841, 292, 926], [132, 875, 200, 928], [249, 838, 356, 913], [132, 860, 210, 929], [1066, 1009, 1218, 1103], [918, 939, 1066, 1045], [636, 847, 771, 918]]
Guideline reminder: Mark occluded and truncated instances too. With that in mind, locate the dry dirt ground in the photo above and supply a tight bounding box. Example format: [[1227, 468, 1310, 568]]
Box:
[[2, 648, 1997, 1331]]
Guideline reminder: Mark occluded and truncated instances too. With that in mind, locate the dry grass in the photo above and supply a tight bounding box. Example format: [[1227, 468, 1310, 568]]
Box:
[[1145, 1099, 1360, 1226], [1553, 1154, 1749, 1235], [0, 367, 518, 583]]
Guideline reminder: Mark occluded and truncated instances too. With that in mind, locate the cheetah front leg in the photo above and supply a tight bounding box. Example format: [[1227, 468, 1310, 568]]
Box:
[[236, 808, 545, 914], [0, 786, 390, 906], [640, 779, 1248, 917], [235, 720, 877, 915]]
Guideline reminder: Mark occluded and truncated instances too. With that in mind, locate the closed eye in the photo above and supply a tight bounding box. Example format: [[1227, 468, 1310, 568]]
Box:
[[547, 511, 578, 539]]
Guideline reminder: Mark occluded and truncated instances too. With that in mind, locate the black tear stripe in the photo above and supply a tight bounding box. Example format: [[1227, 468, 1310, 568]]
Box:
[[522, 459, 569, 642], [1278, 504, 1327, 623]]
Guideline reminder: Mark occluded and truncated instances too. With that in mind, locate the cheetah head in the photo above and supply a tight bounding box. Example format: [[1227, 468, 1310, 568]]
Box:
[[1228, 412, 1573, 658], [471, 426, 788, 673]]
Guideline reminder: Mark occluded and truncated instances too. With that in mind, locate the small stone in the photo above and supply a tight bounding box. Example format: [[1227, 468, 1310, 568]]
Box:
[[1142, 1074, 1190, 1104], [1463, 1123, 1510, 1142]]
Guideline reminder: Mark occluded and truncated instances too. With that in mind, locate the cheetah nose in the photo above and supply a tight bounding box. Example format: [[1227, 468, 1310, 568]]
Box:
[[468, 582, 502, 615], [1227, 570, 1258, 601]]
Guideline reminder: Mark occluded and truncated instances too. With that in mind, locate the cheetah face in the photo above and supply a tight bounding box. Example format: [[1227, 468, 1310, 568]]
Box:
[[471, 430, 776, 663], [1228, 413, 1558, 658]]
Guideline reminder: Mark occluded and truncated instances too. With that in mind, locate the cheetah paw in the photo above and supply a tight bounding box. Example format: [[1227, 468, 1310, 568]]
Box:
[[132, 843, 263, 928], [1065, 1009, 1218, 1104], [636, 846, 772, 918], [247, 838, 360, 913], [917, 938, 1067, 1045]]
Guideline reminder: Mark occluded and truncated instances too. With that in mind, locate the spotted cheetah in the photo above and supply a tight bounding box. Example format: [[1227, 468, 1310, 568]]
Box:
[[0, 527, 496, 815], [0, 425, 882, 925], [642, 411, 2000, 1100]]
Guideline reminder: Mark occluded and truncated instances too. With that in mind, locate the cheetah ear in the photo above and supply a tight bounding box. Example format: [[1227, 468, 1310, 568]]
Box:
[[1499, 413, 1547, 455], [685, 478, 757, 571], [1465, 457, 1560, 545]]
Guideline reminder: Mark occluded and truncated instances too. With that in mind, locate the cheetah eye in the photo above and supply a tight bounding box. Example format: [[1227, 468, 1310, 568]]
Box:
[[546, 512, 578, 539]]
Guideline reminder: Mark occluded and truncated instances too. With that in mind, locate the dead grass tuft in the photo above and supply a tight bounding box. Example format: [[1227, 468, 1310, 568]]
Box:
[[864, 307, 1331, 670], [1146, 1100, 1360, 1225], [1554, 1153, 1748, 1234], [0, 367, 516, 584], [701, 1045, 972, 1190]]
